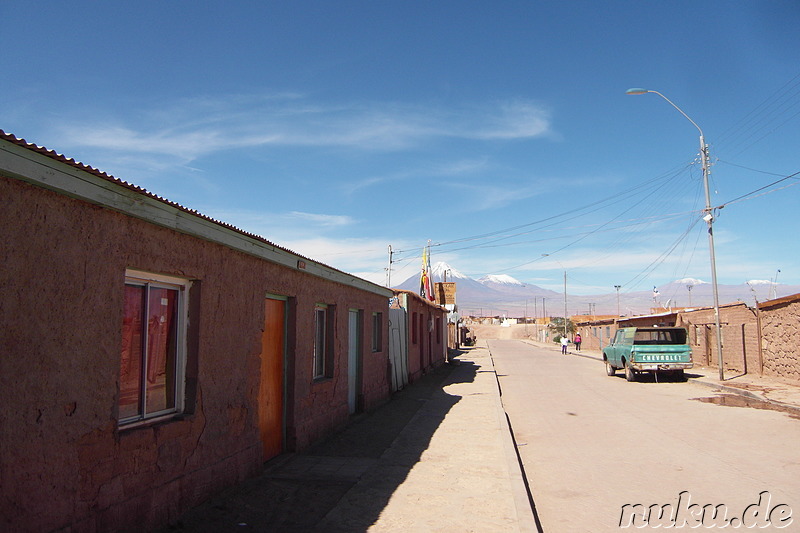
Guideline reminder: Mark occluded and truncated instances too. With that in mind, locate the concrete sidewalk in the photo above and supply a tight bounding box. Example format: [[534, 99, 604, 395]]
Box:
[[159, 342, 538, 532]]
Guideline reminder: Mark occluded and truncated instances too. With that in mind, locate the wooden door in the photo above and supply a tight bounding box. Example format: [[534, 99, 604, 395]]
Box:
[[259, 297, 285, 461]]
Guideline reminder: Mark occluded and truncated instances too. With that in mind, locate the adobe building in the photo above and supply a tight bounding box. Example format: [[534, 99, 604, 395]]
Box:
[[390, 290, 448, 383], [757, 293, 800, 382], [577, 302, 766, 378], [675, 302, 759, 375], [0, 131, 393, 531]]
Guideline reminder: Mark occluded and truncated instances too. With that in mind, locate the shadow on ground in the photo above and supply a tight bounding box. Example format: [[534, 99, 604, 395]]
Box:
[[158, 350, 480, 532]]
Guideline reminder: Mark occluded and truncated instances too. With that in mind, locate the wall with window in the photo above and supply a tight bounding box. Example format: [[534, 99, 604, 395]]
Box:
[[392, 290, 447, 383], [575, 319, 617, 352], [1, 167, 392, 532]]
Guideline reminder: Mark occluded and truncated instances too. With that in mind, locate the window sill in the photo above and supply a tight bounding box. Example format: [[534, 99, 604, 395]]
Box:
[[118, 412, 186, 432]]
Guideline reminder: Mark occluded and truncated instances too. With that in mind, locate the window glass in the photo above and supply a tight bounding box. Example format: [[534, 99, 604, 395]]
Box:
[[120, 273, 187, 425], [120, 284, 145, 420], [145, 287, 179, 414], [372, 312, 383, 352], [314, 306, 327, 378]]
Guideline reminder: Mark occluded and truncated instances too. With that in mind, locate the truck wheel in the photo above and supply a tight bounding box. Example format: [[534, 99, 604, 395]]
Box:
[[605, 361, 616, 376], [625, 361, 637, 382]]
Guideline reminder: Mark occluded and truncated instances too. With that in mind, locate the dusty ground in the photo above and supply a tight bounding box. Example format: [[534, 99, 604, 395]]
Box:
[[468, 323, 547, 342]]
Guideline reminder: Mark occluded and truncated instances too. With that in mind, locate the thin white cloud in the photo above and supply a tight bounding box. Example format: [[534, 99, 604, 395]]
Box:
[[448, 181, 546, 211], [464, 100, 553, 140], [50, 94, 553, 163], [429, 157, 490, 176], [287, 211, 355, 227], [199, 208, 355, 238]]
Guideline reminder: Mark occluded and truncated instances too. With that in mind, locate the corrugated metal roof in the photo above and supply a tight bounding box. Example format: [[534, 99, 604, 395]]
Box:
[[0, 128, 385, 293]]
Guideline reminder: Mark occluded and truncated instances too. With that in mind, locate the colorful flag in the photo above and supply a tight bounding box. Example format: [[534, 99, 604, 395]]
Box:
[[420, 246, 435, 302]]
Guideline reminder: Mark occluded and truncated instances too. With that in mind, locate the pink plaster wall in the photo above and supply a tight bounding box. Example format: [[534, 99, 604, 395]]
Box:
[[0, 175, 390, 531], [395, 291, 446, 383]]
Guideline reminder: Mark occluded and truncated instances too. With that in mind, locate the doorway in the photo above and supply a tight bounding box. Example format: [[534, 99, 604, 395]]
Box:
[[258, 296, 286, 461]]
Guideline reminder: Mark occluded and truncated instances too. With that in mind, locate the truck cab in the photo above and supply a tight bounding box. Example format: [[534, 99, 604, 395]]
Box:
[[603, 327, 692, 382]]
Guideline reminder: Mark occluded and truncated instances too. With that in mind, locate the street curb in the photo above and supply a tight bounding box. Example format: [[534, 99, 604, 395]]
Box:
[[482, 341, 542, 533], [687, 378, 800, 414]]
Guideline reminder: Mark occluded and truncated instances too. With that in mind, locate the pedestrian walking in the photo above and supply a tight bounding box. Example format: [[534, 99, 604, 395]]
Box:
[[574, 333, 582, 351], [561, 335, 569, 354]]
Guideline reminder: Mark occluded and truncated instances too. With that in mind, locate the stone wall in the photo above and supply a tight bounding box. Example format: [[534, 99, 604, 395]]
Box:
[[759, 295, 800, 382]]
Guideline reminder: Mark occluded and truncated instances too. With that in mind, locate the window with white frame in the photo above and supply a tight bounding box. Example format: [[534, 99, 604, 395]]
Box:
[[119, 271, 189, 425], [372, 312, 383, 352], [314, 304, 329, 379]]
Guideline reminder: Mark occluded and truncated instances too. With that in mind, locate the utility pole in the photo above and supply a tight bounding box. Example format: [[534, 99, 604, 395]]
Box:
[[386, 245, 393, 288], [525, 300, 528, 335], [687, 284, 693, 307], [627, 87, 724, 380], [563, 270, 568, 338]]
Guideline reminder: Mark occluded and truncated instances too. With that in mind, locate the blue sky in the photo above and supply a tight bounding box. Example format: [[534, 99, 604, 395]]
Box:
[[3, 1, 800, 296]]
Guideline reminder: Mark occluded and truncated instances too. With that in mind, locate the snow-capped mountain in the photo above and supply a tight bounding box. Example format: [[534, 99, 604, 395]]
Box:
[[674, 278, 708, 286], [430, 261, 470, 281], [394, 263, 800, 317], [478, 274, 526, 286]]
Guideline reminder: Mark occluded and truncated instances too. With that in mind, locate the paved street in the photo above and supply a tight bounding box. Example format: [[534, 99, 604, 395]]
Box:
[[489, 339, 800, 531]]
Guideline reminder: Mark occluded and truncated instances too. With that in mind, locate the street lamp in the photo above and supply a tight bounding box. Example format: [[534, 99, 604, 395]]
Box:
[[771, 269, 781, 299], [626, 88, 724, 380], [614, 285, 621, 317]]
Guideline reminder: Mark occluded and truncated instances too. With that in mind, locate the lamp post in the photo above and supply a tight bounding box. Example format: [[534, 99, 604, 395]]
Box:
[[614, 285, 621, 317], [771, 269, 781, 299], [626, 88, 724, 381]]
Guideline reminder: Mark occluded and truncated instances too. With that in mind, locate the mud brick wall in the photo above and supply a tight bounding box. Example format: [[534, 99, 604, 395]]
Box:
[[1, 175, 391, 532], [677, 304, 759, 374], [759, 296, 800, 383]]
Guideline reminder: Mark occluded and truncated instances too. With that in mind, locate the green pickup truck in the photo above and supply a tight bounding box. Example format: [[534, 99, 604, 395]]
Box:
[[603, 327, 693, 382]]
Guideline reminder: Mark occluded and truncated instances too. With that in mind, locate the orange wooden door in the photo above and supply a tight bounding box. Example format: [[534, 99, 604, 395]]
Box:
[[259, 297, 285, 461]]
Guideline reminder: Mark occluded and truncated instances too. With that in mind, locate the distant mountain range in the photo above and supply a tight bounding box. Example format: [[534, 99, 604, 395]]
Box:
[[395, 262, 799, 318]]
